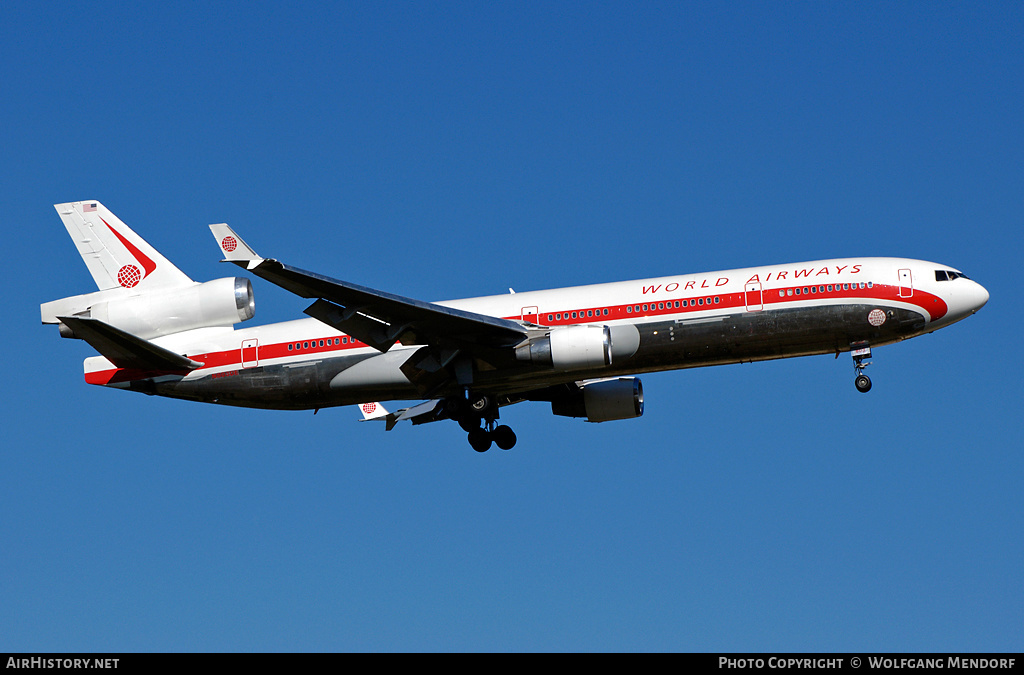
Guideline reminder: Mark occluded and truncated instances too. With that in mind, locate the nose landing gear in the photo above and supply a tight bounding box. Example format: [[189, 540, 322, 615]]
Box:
[[851, 342, 872, 393]]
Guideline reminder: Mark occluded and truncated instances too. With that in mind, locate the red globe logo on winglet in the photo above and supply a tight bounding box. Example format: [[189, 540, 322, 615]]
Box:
[[221, 236, 238, 252], [117, 265, 142, 288], [362, 403, 377, 414]]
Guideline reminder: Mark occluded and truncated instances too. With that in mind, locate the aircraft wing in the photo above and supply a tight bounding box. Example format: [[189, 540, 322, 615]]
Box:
[[210, 224, 528, 355]]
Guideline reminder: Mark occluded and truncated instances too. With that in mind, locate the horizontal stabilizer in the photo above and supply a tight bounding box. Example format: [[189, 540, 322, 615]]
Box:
[[58, 316, 204, 372]]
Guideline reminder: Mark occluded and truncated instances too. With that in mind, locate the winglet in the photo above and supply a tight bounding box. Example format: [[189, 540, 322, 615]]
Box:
[[209, 224, 263, 270], [357, 401, 390, 421], [357, 401, 402, 431]]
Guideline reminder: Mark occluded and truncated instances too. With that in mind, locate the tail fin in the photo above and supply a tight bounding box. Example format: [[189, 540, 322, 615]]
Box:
[[54, 201, 193, 291]]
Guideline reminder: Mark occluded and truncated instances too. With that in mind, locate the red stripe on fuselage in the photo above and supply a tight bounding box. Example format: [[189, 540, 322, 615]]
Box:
[[83, 282, 947, 385]]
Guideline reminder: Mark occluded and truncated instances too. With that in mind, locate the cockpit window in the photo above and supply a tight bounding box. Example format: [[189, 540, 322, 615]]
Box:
[[935, 270, 970, 281]]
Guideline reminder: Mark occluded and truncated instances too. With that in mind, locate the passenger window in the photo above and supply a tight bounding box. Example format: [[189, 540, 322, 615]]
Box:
[[626, 307, 631, 314], [588, 310, 593, 317]]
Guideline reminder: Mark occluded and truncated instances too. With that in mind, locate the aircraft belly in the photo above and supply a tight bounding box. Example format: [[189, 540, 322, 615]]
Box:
[[469, 303, 927, 395], [629, 303, 923, 368], [153, 353, 418, 410]]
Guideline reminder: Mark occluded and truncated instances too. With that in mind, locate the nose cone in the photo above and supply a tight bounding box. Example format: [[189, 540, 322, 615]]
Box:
[[966, 280, 989, 314], [946, 279, 989, 321]]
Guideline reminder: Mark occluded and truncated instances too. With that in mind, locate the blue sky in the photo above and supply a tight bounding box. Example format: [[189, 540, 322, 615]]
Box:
[[2, 2, 1021, 652]]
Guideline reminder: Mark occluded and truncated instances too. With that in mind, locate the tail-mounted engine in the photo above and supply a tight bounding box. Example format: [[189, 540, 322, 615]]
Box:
[[44, 277, 255, 340]]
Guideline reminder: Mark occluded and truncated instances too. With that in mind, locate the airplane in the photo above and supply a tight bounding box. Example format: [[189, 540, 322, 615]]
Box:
[[41, 200, 989, 452]]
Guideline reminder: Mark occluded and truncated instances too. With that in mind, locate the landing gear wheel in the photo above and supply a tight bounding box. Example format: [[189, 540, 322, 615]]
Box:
[[850, 342, 873, 394], [468, 428, 492, 453], [469, 394, 495, 415], [492, 425, 517, 450]]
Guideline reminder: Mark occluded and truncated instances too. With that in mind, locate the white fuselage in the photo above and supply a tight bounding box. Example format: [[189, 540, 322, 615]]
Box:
[[81, 256, 988, 410]]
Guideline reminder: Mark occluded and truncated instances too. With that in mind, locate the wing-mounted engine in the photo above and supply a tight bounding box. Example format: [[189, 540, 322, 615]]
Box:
[[515, 324, 613, 370], [514, 323, 640, 371], [42, 277, 255, 340], [549, 377, 645, 422]]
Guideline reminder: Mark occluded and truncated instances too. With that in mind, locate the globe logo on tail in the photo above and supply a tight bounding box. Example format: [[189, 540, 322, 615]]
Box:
[[117, 265, 142, 288]]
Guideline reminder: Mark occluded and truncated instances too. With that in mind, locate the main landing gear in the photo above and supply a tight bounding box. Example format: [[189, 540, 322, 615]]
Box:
[[468, 421, 518, 453], [448, 394, 518, 452], [851, 341, 873, 393]]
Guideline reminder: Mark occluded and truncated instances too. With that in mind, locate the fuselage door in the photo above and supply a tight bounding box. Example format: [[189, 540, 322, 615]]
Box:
[[744, 282, 763, 311], [521, 306, 540, 324], [898, 268, 913, 298], [241, 338, 259, 368]]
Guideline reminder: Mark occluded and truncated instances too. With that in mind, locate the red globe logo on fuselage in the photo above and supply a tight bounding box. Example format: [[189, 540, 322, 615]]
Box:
[[222, 236, 238, 252], [117, 265, 142, 288]]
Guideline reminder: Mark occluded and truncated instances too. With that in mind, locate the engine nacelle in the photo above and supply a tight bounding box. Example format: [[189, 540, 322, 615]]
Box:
[[551, 377, 644, 422], [516, 324, 613, 370], [58, 277, 255, 340]]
